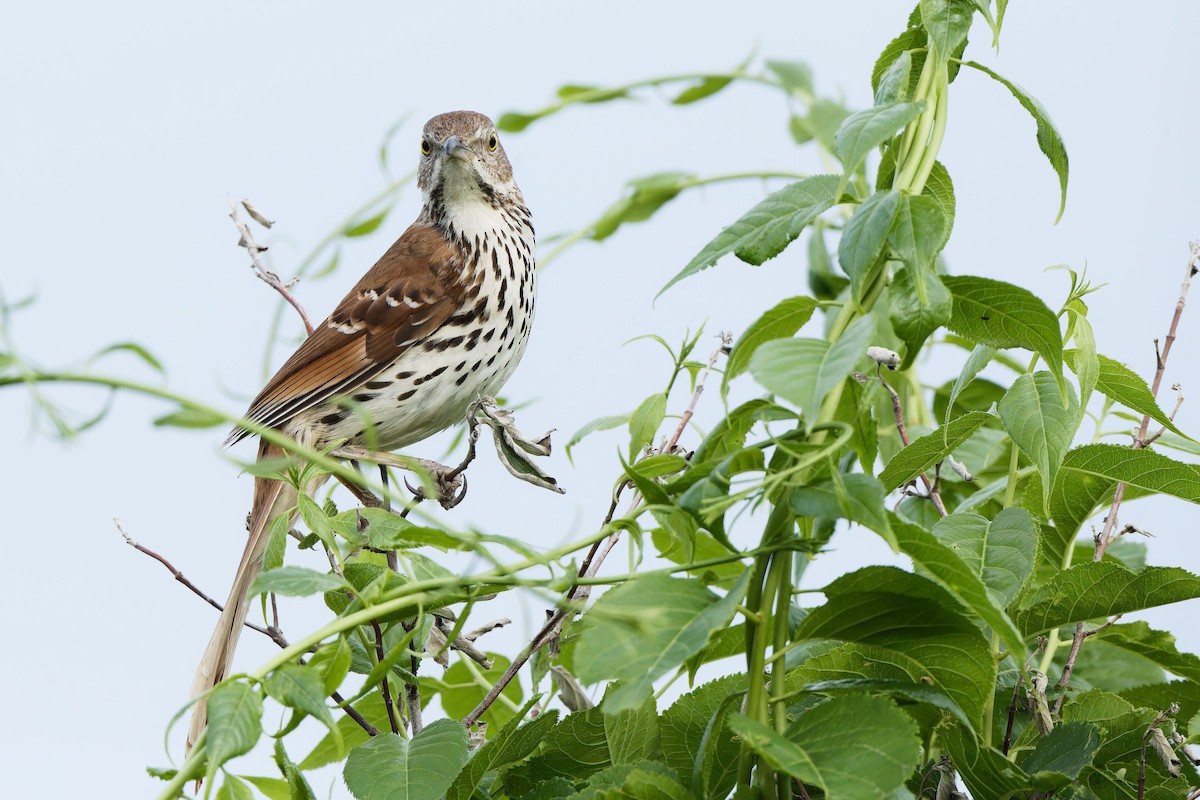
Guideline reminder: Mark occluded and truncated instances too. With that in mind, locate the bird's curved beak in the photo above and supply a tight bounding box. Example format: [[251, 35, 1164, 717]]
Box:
[[442, 136, 465, 158]]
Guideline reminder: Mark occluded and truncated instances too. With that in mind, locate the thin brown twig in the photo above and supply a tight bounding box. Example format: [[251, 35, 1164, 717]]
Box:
[[229, 199, 315, 336], [118, 518, 380, 736], [1057, 245, 1195, 699], [463, 340, 729, 727], [370, 619, 401, 735], [877, 368, 948, 517], [117, 517, 275, 640]]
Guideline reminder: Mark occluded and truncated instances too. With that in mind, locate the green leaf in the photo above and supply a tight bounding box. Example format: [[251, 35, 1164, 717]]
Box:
[[265, 664, 339, 744], [834, 102, 924, 179], [628, 392, 667, 460], [919, 0, 975, 58], [250, 566, 350, 598], [874, 50, 912, 105], [603, 687, 659, 765], [241, 776, 292, 800], [662, 175, 845, 294], [658, 674, 746, 796], [1092, 621, 1200, 683], [723, 296, 818, 393], [946, 344, 997, 426], [790, 473, 894, 547], [671, 75, 734, 105], [932, 507, 1037, 607], [921, 160, 956, 250], [890, 267, 952, 366], [343, 209, 388, 237], [790, 642, 972, 725], [299, 692, 391, 771], [958, 61, 1069, 222], [205, 682, 263, 785], [308, 636, 352, 697], [345, 508, 461, 552], [997, 371, 1081, 508], [887, 193, 949, 278], [1065, 350, 1193, 440], [1067, 313, 1099, 411], [91, 341, 165, 374], [590, 172, 695, 241], [838, 189, 901, 301], [496, 111, 541, 133], [273, 739, 316, 800], [943, 275, 1064, 382], [153, 405, 226, 429], [795, 566, 996, 729], [872, 27, 927, 103], [555, 84, 630, 104], [766, 59, 813, 95], [1021, 722, 1102, 790], [344, 720, 469, 800], [445, 701, 560, 800], [216, 774, 255, 800], [566, 413, 630, 460], [728, 695, 920, 797], [574, 573, 749, 713], [1051, 444, 1200, 527], [806, 225, 848, 300], [879, 410, 992, 491], [889, 514, 1027, 667], [1016, 562, 1200, 635], [940, 724, 1033, 799], [297, 493, 337, 550], [500, 707, 611, 792], [747, 314, 874, 423]]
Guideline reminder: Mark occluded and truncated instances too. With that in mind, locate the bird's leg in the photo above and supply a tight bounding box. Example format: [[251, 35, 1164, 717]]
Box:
[[379, 465, 392, 513], [336, 460, 384, 508]]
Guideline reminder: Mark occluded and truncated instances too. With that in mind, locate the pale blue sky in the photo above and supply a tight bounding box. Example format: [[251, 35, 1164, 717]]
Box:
[[2, 3, 1197, 797]]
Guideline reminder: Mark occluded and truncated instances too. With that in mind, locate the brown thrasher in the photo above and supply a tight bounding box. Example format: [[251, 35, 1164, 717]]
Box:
[[188, 111, 536, 749]]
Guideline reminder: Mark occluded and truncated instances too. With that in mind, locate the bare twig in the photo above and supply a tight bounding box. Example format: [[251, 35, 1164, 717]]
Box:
[[118, 517, 380, 736], [877, 367, 948, 517], [370, 619, 401, 735], [1058, 244, 1195, 698], [1054, 615, 1123, 700], [664, 332, 730, 454], [229, 199, 315, 336]]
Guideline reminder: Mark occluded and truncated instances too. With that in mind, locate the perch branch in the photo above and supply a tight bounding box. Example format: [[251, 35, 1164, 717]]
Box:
[[1057, 244, 1195, 700]]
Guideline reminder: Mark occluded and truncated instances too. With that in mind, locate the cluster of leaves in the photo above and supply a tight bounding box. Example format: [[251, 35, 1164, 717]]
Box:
[[6, 2, 1200, 799]]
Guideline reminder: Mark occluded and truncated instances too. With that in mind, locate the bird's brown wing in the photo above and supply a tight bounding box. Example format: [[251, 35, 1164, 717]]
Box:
[[228, 223, 463, 444]]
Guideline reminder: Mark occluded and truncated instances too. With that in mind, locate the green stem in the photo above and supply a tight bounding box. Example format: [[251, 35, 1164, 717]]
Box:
[[769, 552, 794, 799], [983, 631, 1000, 747], [909, 64, 949, 195], [738, 554, 773, 787], [897, 51, 937, 167], [1038, 542, 1077, 673]]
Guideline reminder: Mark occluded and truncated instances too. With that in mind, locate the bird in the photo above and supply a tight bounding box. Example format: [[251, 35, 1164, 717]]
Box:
[[187, 110, 536, 750]]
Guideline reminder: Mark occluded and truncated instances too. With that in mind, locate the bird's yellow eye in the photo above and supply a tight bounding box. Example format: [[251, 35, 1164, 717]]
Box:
[[420, 139, 432, 156], [487, 134, 498, 152]]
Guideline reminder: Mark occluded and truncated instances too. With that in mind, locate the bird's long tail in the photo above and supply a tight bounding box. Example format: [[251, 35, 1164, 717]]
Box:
[[186, 440, 295, 753]]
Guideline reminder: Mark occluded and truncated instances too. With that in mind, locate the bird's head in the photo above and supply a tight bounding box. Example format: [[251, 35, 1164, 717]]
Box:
[[417, 110, 519, 210]]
